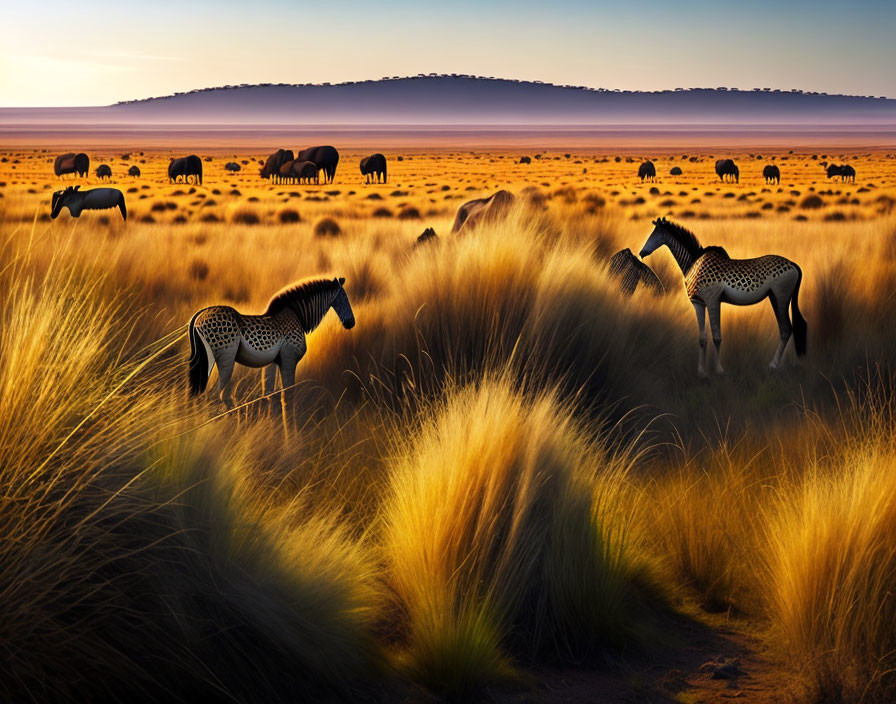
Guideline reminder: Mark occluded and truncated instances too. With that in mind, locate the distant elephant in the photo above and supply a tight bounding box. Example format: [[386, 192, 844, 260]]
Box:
[[715, 158, 739, 183], [638, 161, 656, 182], [360, 153, 387, 183], [292, 160, 319, 184], [451, 190, 516, 235], [95, 164, 112, 181], [127, 165, 141, 177], [260, 149, 294, 180], [297, 146, 339, 183], [168, 155, 203, 184], [763, 164, 780, 184], [54, 152, 89, 178], [840, 164, 856, 183], [519, 156, 532, 164]]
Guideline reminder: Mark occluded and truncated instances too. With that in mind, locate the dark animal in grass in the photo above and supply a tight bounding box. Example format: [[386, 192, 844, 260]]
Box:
[[54, 152, 89, 178], [297, 146, 339, 183], [95, 164, 112, 181], [638, 161, 657, 182], [828, 164, 856, 183], [763, 164, 780, 185], [608, 248, 664, 296], [416, 227, 437, 246], [51, 186, 127, 221], [291, 160, 319, 184], [128, 165, 141, 177], [168, 155, 203, 185], [277, 160, 297, 184], [715, 159, 739, 183], [520, 156, 531, 164], [225, 162, 241, 172], [360, 153, 387, 183], [451, 190, 516, 235], [260, 149, 294, 180], [670, 166, 683, 176]]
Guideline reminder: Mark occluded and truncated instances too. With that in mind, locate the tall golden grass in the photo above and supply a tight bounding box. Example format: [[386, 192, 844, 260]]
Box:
[[2, 161, 896, 700]]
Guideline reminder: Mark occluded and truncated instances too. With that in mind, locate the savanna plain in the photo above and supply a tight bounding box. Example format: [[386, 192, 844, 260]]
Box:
[[2, 144, 896, 703]]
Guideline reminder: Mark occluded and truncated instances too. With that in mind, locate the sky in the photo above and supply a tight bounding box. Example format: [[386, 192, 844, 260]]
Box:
[[2, 0, 893, 107]]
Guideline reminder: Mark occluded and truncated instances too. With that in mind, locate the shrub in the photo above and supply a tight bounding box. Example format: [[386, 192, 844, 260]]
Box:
[[313, 217, 342, 237]]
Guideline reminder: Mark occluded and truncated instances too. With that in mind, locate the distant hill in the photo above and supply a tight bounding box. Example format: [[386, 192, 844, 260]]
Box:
[[3, 76, 896, 127]]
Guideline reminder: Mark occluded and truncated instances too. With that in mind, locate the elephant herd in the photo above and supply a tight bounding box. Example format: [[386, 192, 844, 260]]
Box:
[[637, 157, 856, 185]]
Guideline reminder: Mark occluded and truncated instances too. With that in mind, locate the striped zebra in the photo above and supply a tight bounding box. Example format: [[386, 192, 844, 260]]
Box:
[[188, 277, 355, 408]]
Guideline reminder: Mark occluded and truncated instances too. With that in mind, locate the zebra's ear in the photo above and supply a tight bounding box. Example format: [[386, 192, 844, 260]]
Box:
[[73, 185, 80, 191], [338, 277, 346, 286]]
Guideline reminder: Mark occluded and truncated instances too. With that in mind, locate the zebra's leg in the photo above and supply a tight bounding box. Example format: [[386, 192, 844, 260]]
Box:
[[768, 290, 793, 370], [692, 301, 708, 379], [708, 301, 724, 375], [262, 364, 279, 415], [216, 345, 238, 410]]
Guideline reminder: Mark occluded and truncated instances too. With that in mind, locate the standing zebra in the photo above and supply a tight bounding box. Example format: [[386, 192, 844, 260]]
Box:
[[639, 217, 806, 378], [188, 277, 355, 408]]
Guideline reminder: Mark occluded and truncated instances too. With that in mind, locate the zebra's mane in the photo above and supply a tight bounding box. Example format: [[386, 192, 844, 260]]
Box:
[[265, 277, 338, 324], [657, 218, 703, 257]]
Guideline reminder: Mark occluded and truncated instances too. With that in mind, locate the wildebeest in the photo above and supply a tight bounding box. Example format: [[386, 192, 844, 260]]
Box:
[[127, 165, 141, 177], [95, 164, 112, 181], [297, 146, 339, 183], [638, 161, 657, 182], [291, 160, 319, 184], [520, 156, 532, 164], [715, 159, 739, 183], [260, 149, 294, 180], [51, 186, 127, 221], [225, 162, 241, 172], [451, 190, 516, 235], [670, 166, 683, 176], [54, 152, 89, 178], [359, 153, 387, 183], [827, 164, 856, 183], [763, 164, 780, 185], [608, 248, 664, 296], [168, 155, 203, 185]]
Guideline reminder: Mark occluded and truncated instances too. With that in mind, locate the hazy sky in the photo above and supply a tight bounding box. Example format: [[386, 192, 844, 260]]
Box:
[[2, 0, 892, 106]]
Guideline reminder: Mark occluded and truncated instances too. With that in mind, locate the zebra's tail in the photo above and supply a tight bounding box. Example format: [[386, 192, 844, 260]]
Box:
[[791, 265, 808, 357], [188, 311, 212, 395]]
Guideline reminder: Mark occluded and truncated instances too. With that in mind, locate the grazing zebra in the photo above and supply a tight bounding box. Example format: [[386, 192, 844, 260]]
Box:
[[639, 217, 806, 378], [188, 277, 355, 408], [608, 248, 664, 296], [51, 186, 127, 221]]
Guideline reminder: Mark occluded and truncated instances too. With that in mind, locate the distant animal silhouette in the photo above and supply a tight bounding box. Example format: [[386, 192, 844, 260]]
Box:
[[277, 160, 297, 184], [168, 155, 203, 185], [54, 152, 89, 179], [715, 159, 739, 183], [451, 190, 516, 234], [297, 146, 339, 183], [640, 217, 805, 378], [638, 161, 657, 182], [360, 153, 387, 183], [827, 164, 856, 183], [416, 227, 437, 246], [225, 162, 241, 172], [51, 186, 127, 221], [95, 164, 112, 181], [670, 166, 683, 176], [291, 160, 319, 184], [763, 164, 780, 184], [608, 248, 664, 296], [260, 149, 294, 180], [127, 165, 141, 177], [519, 156, 531, 164], [188, 277, 354, 409]]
